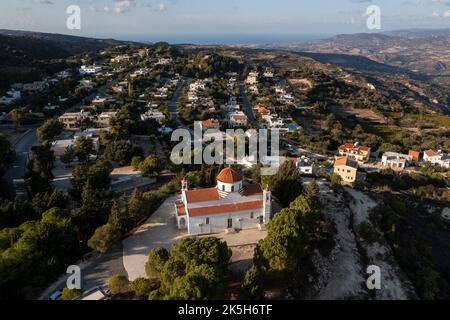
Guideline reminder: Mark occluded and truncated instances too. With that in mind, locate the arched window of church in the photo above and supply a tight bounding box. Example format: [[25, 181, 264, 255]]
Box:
[[231, 185, 235, 192], [222, 185, 225, 191]]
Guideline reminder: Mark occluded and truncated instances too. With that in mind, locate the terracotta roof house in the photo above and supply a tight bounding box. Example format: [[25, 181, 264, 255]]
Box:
[[333, 156, 359, 185], [199, 119, 220, 132], [408, 150, 421, 162], [257, 106, 270, 115], [338, 142, 371, 163], [423, 149, 450, 168], [175, 167, 271, 235]]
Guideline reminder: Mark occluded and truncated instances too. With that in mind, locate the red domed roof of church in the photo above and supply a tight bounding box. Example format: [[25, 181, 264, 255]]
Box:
[[216, 167, 243, 184]]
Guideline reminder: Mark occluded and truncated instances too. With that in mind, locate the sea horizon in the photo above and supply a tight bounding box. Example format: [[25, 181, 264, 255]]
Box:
[[100, 33, 333, 45]]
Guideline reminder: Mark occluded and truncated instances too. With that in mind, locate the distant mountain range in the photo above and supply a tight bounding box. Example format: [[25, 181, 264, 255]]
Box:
[[255, 29, 450, 85]]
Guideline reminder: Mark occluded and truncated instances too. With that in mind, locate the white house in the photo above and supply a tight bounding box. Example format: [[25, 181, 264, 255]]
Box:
[[140, 110, 166, 123], [424, 150, 450, 168], [381, 152, 412, 170], [228, 112, 248, 127], [80, 65, 102, 75], [296, 156, 316, 176], [175, 168, 272, 235], [246, 72, 259, 85], [97, 111, 117, 128]]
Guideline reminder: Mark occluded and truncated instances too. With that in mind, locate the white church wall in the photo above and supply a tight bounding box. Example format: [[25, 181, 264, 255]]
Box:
[[187, 209, 265, 235]]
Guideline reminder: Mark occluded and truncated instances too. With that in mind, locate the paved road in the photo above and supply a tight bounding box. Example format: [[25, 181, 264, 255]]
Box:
[[38, 245, 126, 300], [3, 129, 39, 198], [239, 81, 258, 128], [168, 78, 188, 128]]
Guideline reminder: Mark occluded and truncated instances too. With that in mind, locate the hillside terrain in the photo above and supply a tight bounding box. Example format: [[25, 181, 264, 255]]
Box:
[[0, 30, 131, 91], [260, 29, 449, 77]]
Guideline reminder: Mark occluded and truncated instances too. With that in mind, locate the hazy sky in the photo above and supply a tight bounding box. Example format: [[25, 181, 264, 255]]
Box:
[[0, 0, 449, 42]]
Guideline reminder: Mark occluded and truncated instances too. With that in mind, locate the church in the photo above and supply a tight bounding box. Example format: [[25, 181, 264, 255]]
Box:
[[175, 167, 272, 235]]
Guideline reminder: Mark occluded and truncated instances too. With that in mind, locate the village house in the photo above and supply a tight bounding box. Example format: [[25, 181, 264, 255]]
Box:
[[140, 109, 166, 123], [256, 106, 271, 115], [23, 81, 47, 93], [110, 55, 131, 63], [80, 65, 102, 76], [220, 102, 240, 112], [424, 149, 450, 168], [295, 156, 316, 176], [175, 167, 272, 235], [334, 156, 359, 185], [338, 143, 371, 163], [246, 72, 259, 85], [263, 69, 274, 78], [199, 119, 220, 132], [56, 70, 71, 79], [97, 112, 118, 128], [408, 150, 421, 162], [78, 80, 95, 90], [228, 112, 248, 127], [59, 112, 84, 129], [381, 152, 412, 171], [92, 95, 115, 106]]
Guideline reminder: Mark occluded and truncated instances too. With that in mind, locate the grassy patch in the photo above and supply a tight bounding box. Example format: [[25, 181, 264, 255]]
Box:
[[408, 114, 450, 127], [362, 123, 400, 140]]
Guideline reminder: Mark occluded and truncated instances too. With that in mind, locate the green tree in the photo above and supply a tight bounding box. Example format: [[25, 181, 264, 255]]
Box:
[[108, 200, 130, 234], [127, 189, 148, 225], [104, 141, 143, 165], [132, 277, 155, 298], [330, 173, 342, 190], [74, 136, 95, 163], [239, 265, 264, 300], [108, 275, 130, 295], [37, 120, 64, 142], [145, 247, 169, 279], [60, 146, 76, 164], [262, 160, 303, 207], [304, 180, 319, 200], [32, 190, 68, 215], [144, 237, 231, 300], [28, 142, 55, 194], [10, 108, 24, 131], [139, 155, 162, 177], [87, 160, 113, 190], [87, 223, 121, 253], [61, 288, 83, 300], [258, 194, 321, 274], [131, 156, 143, 171], [168, 264, 225, 300]]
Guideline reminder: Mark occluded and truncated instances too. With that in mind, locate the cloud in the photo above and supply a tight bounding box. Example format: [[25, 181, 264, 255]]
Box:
[[159, 3, 167, 12], [444, 9, 450, 15], [109, 0, 137, 13], [100, 0, 169, 14], [33, 0, 53, 4]]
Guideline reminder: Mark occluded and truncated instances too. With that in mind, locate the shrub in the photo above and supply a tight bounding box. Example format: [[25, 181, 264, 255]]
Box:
[[108, 274, 130, 295], [60, 288, 83, 300]]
